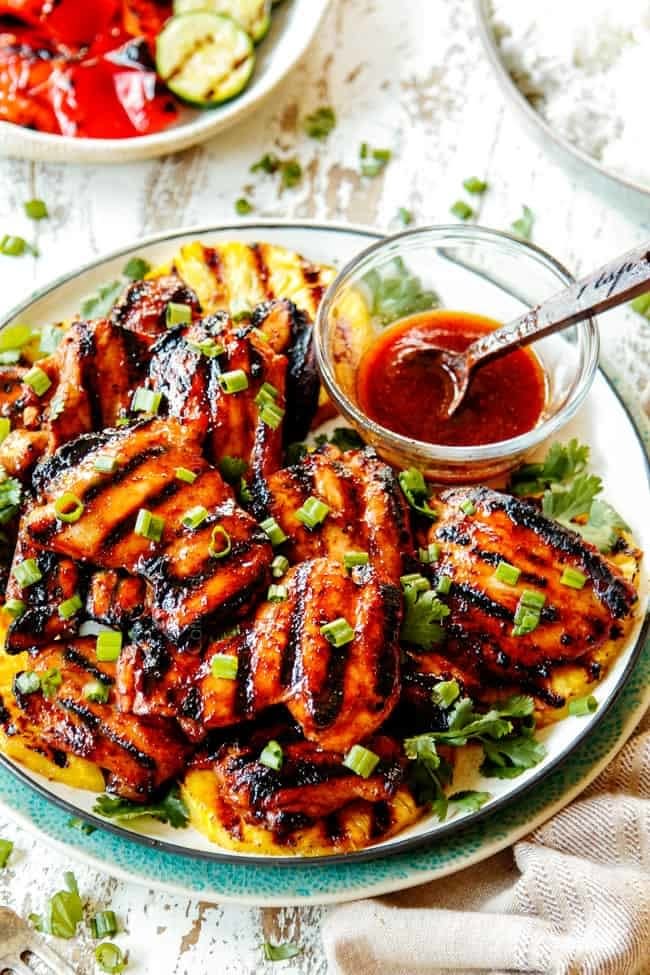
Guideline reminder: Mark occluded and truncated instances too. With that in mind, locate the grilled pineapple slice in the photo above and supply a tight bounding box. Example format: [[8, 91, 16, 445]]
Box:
[[181, 769, 423, 856], [0, 617, 104, 792], [148, 240, 336, 320]]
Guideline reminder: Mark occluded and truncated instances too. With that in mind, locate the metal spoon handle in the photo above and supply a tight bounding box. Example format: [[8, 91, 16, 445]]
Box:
[[465, 241, 650, 370]]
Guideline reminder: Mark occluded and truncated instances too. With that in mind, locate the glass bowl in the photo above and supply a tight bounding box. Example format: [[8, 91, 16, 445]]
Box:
[[314, 225, 599, 482]]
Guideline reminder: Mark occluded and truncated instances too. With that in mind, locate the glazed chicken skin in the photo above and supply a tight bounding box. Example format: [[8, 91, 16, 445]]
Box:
[[111, 273, 202, 342], [252, 445, 412, 584], [21, 419, 272, 642], [118, 557, 403, 754], [8, 639, 189, 801], [428, 486, 637, 692]]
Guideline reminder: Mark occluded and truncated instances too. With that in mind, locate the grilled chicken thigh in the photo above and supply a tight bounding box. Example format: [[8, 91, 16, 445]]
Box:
[[429, 487, 637, 686], [111, 273, 202, 342], [23, 419, 272, 642], [8, 640, 189, 801], [118, 558, 402, 753], [252, 445, 412, 584]]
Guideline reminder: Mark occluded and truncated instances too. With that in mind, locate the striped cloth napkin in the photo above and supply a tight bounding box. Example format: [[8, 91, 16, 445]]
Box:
[[323, 709, 650, 974]]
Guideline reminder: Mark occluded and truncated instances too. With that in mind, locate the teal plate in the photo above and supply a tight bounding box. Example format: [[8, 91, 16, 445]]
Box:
[[0, 223, 648, 905]]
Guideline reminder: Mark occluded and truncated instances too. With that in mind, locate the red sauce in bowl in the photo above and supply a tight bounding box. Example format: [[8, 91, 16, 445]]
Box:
[[356, 310, 546, 447]]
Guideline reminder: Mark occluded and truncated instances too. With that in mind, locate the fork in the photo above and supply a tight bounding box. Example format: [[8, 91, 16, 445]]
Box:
[[0, 907, 77, 974]]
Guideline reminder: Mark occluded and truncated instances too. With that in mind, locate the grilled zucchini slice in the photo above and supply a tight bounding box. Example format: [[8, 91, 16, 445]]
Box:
[[156, 12, 255, 106], [174, 0, 272, 43]]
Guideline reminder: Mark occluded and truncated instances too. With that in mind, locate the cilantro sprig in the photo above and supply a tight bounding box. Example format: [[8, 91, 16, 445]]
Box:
[[93, 785, 189, 829], [509, 439, 629, 553], [362, 256, 439, 325]]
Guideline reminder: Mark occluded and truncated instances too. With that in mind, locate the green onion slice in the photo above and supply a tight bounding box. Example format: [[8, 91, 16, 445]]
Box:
[[436, 574, 452, 595], [343, 550, 369, 570], [495, 561, 521, 586], [208, 525, 231, 559], [187, 337, 225, 358], [54, 492, 85, 524], [320, 616, 354, 647], [259, 739, 283, 771], [211, 653, 238, 681], [560, 566, 588, 589], [219, 369, 249, 394], [15, 670, 40, 695], [182, 505, 209, 530], [96, 631, 123, 662], [0, 838, 13, 868], [95, 942, 127, 974], [254, 381, 279, 407], [93, 453, 118, 474], [131, 387, 163, 414], [451, 200, 473, 221], [4, 598, 25, 618], [90, 910, 118, 939], [400, 573, 430, 594], [520, 589, 546, 610], [568, 694, 598, 717], [259, 400, 285, 430], [418, 543, 440, 564], [175, 466, 197, 484], [271, 554, 289, 578], [40, 667, 62, 699], [295, 496, 330, 530], [0, 418, 10, 444], [459, 499, 476, 516], [267, 583, 287, 602], [166, 302, 191, 328], [23, 365, 51, 396], [134, 508, 165, 542], [59, 593, 82, 620], [343, 744, 380, 778], [24, 198, 48, 220], [259, 516, 287, 547], [431, 678, 460, 708], [14, 557, 42, 588], [83, 680, 110, 704]]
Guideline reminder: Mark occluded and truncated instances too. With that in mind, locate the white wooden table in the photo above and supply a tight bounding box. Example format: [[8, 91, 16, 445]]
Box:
[[0, 1, 648, 971]]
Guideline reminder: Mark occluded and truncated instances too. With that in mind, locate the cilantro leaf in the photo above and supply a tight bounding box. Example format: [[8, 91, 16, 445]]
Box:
[[263, 941, 302, 962], [480, 734, 546, 779], [362, 256, 439, 326], [81, 281, 123, 319], [0, 477, 21, 524], [401, 587, 450, 648], [448, 790, 491, 815], [329, 426, 364, 451], [93, 785, 189, 829], [404, 735, 453, 819], [509, 438, 589, 495], [303, 106, 336, 139], [571, 498, 630, 553], [511, 204, 534, 240], [541, 473, 603, 522], [31, 871, 83, 939]]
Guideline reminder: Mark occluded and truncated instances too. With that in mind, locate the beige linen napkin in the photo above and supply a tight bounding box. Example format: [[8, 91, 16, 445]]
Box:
[[323, 711, 650, 975]]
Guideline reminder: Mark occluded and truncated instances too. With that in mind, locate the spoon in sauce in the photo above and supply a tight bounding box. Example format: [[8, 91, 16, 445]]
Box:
[[439, 241, 650, 417]]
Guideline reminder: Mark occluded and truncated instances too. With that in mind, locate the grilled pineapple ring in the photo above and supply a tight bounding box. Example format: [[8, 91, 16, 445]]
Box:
[[181, 770, 422, 856]]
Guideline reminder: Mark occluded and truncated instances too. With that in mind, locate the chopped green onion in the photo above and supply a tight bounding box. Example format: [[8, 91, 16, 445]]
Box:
[[520, 590, 546, 611], [630, 293, 650, 319], [512, 609, 540, 637], [211, 653, 238, 681], [208, 525, 231, 559], [4, 598, 25, 618], [218, 455, 247, 484], [495, 561, 521, 586], [250, 153, 280, 174], [89, 911, 118, 939], [0, 418, 10, 445], [267, 583, 287, 602], [0, 235, 33, 257], [431, 678, 460, 709], [83, 680, 110, 704], [0, 838, 13, 867], [360, 146, 391, 177], [68, 818, 96, 835], [166, 302, 191, 328], [280, 159, 302, 188], [54, 492, 84, 524], [459, 499, 476, 516], [259, 516, 287, 547], [235, 197, 253, 215], [0, 349, 21, 364], [419, 543, 440, 563], [15, 670, 40, 695], [271, 554, 289, 578], [398, 207, 413, 225], [262, 942, 301, 963], [343, 550, 369, 570], [295, 496, 330, 530], [131, 387, 162, 414], [186, 337, 224, 358], [95, 942, 127, 974], [400, 573, 430, 593], [511, 205, 534, 240], [134, 508, 165, 542], [23, 365, 51, 396], [451, 200, 473, 221], [560, 566, 588, 589], [58, 593, 82, 620], [219, 369, 249, 394], [0, 323, 32, 351], [259, 739, 283, 771], [80, 280, 122, 319], [568, 694, 598, 717], [259, 400, 285, 430], [255, 382, 279, 407], [304, 105, 336, 139], [343, 744, 380, 778], [93, 454, 118, 474], [320, 616, 354, 647], [14, 558, 42, 588], [398, 468, 437, 520], [122, 256, 151, 280], [436, 574, 452, 595], [39, 323, 64, 355], [40, 667, 62, 699], [175, 466, 197, 484], [96, 631, 123, 662], [182, 505, 209, 530], [463, 177, 488, 194], [24, 198, 48, 220]]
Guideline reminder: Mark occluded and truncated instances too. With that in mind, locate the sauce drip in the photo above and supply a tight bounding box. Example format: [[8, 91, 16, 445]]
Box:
[[356, 310, 546, 447]]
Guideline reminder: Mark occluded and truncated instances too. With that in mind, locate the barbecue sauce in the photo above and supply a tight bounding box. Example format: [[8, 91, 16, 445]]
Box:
[[356, 310, 546, 447]]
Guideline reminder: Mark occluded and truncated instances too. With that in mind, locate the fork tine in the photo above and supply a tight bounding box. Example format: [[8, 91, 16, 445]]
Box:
[[26, 938, 78, 975], [0, 958, 33, 975]]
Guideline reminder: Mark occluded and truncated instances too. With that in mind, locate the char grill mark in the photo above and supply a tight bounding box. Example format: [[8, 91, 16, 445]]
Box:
[[10, 640, 189, 801], [428, 486, 637, 688], [86, 569, 148, 628], [253, 446, 411, 585], [111, 274, 202, 341], [24, 419, 272, 642]]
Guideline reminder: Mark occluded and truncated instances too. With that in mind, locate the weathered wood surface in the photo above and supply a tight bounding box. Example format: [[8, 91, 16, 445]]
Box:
[[0, 0, 648, 971]]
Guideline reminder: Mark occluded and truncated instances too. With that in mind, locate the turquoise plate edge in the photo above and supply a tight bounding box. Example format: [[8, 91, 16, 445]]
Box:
[[0, 285, 647, 905]]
